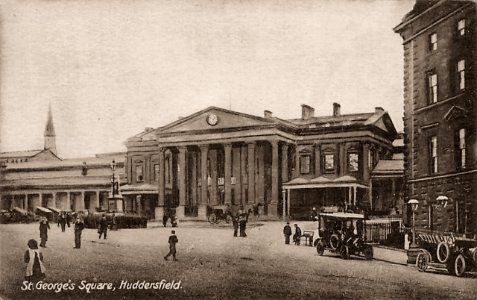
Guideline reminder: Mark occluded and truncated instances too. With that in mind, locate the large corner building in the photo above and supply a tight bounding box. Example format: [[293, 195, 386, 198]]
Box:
[[394, 0, 476, 237]]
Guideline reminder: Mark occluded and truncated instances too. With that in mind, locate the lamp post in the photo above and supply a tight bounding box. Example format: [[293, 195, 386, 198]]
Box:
[[407, 199, 419, 264], [408, 199, 419, 248], [110, 160, 117, 198]]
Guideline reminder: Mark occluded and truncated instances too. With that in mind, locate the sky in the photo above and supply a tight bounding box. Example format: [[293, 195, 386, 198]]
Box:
[[0, 0, 414, 158]]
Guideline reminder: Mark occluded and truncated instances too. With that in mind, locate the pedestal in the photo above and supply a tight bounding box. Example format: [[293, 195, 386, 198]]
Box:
[[155, 206, 164, 221], [407, 245, 420, 265], [268, 203, 278, 217], [175, 205, 185, 220], [198, 204, 207, 220]]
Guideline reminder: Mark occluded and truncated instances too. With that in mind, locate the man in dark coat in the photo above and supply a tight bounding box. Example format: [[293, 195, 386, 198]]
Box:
[[73, 217, 84, 249], [57, 212, 67, 232], [283, 222, 292, 244], [232, 216, 239, 237], [39, 217, 50, 248], [162, 214, 168, 227], [239, 212, 247, 237], [164, 230, 178, 261], [98, 214, 108, 239], [293, 224, 302, 245]]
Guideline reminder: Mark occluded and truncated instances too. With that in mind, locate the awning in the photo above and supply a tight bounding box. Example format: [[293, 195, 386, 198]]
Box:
[[283, 175, 369, 190], [120, 184, 158, 195], [319, 212, 365, 219], [35, 206, 52, 213]]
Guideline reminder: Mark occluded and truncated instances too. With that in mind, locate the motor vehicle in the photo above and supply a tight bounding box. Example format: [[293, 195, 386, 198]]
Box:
[[416, 231, 476, 277], [207, 205, 233, 224], [313, 212, 373, 260]]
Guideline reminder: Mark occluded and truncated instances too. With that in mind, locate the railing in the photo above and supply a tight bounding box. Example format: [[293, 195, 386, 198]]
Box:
[[365, 215, 404, 244]]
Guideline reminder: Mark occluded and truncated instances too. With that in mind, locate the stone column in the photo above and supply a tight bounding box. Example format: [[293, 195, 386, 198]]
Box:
[[314, 144, 321, 177], [156, 147, 165, 220], [257, 144, 264, 204], [294, 145, 300, 178], [199, 145, 209, 219], [94, 191, 100, 212], [270, 140, 279, 216], [210, 149, 218, 205], [281, 143, 289, 182], [79, 191, 85, 211], [66, 192, 71, 211], [224, 143, 232, 205], [233, 147, 241, 205], [363, 142, 370, 182], [240, 145, 247, 205], [136, 195, 142, 216], [177, 146, 187, 219], [247, 142, 256, 206]]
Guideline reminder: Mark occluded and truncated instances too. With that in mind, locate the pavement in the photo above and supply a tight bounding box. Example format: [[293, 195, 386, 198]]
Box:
[[372, 245, 408, 266]]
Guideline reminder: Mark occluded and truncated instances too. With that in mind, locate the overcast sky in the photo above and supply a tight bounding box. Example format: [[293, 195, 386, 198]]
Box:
[[0, 0, 413, 158]]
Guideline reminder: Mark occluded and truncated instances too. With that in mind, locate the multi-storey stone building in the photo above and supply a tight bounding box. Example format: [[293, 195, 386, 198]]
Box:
[[124, 104, 399, 221], [394, 0, 476, 237]]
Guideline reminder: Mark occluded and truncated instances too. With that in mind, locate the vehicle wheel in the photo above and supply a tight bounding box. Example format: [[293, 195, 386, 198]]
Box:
[[416, 252, 429, 272], [363, 245, 373, 260], [316, 241, 325, 256], [330, 234, 340, 250], [453, 254, 466, 277], [208, 214, 217, 224], [436, 241, 451, 263], [472, 248, 477, 265], [339, 245, 349, 260]]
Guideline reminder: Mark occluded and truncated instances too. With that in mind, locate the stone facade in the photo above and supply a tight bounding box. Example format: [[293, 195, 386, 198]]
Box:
[[395, 0, 477, 236]]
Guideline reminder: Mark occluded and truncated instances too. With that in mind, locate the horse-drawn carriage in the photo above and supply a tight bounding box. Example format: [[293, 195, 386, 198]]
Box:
[[416, 231, 477, 277], [207, 205, 233, 224], [313, 212, 373, 260]]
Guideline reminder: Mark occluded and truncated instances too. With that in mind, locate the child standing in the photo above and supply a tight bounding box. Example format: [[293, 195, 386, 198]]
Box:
[[164, 230, 178, 261], [24, 239, 46, 282]]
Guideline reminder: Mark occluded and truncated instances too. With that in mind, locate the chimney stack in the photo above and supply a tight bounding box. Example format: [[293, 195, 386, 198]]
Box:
[[264, 110, 273, 119], [301, 104, 315, 120], [375, 107, 384, 113], [333, 103, 341, 117]]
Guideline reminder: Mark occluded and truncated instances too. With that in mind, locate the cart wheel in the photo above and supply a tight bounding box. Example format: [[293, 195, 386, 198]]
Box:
[[339, 245, 349, 260], [208, 214, 217, 224], [416, 252, 429, 272], [453, 254, 466, 277], [436, 241, 451, 263], [330, 234, 340, 250], [316, 241, 325, 256], [363, 245, 373, 260]]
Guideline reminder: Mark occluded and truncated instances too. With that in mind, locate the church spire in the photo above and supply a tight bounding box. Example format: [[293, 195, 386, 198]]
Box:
[[44, 103, 57, 155]]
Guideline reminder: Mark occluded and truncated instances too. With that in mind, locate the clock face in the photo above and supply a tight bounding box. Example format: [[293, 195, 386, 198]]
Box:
[[207, 114, 218, 126]]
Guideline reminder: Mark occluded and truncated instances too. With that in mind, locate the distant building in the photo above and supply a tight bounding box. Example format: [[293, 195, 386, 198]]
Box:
[[0, 107, 126, 214], [394, 0, 476, 237], [124, 104, 400, 221]]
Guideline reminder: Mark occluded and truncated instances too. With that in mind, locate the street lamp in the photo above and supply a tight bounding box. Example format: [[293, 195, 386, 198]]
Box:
[[436, 195, 448, 208], [408, 199, 419, 248]]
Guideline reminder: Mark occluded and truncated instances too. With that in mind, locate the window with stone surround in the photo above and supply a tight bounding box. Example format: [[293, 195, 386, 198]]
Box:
[[429, 136, 438, 174], [348, 152, 359, 173], [136, 165, 144, 182], [323, 152, 335, 173], [456, 128, 467, 170], [457, 59, 465, 91], [299, 155, 311, 174], [427, 72, 438, 104], [457, 18, 466, 36], [429, 33, 437, 51], [154, 164, 160, 181]]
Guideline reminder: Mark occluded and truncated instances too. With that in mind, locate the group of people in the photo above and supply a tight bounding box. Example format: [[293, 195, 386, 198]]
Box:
[[232, 210, 249, 237], [283, 222, 303, 245]]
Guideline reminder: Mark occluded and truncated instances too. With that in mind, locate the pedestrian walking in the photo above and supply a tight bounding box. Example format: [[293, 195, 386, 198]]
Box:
[[293, 224, 302, 245], [162, 214, 168, 227], [283, 222, 292, 244], [164, 230, 178, 261], [39, 217, 50, 248], [57, 212, 67, 232], [73, 217, 84, 249], [24, 239, 46, 282], [232, 215, 239, 237], [98, 214, 108, 239], [239, 212, 247, 237]]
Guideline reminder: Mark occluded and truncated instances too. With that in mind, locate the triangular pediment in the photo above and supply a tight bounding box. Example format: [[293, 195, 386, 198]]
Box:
[[443, 105, 467, 121], [158, 107, 275, 134]]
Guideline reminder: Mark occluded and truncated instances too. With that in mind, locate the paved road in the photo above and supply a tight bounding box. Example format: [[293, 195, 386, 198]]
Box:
[[0, 221, 475, 299]]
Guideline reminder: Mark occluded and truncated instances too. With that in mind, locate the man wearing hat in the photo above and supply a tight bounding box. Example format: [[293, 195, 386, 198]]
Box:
[[73, 217, 84, 249], [164, 230, 178, 261], [39, 217, 50, 248], [283, 222, 292, 245]]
